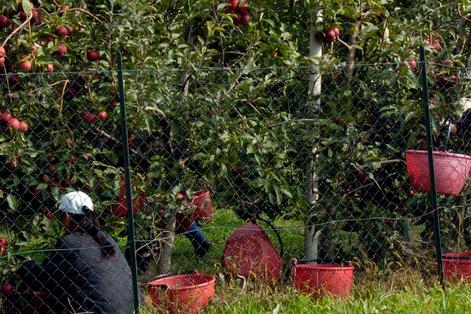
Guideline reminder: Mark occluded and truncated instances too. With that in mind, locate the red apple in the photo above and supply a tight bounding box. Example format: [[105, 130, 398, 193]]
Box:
[[82, 154, 90, 161], [6, 160, 17, 170], [1, 283, 13, 295], [108, 98, 117, 108], [86, 49, 100, 61], [425, 39, 441, 51], [8, 118, 21, 130], [0, 57, 5, 66], [0, 15, 11, 28], [0, 112, 12, 122], [333, 27, 340, 37], [450, 74, 458, 82], [97, 111, 108, 122], [230, 0, 239, 9], [56, 44, 68, 57], [48, 164, 57, 174], [18, 60, 32, 72], [236, 6, 250, 25], [0, 46, 5, 57], [46, 64, 54, 73], [19, 11, 27, 22], [32, 8, 42, 24], [19, 121, 28, 133], [56, 26, 69, 37], [237, 6, 249, 16], [324, 27, 338, 42], [0, 238, 7, 256], [407, 57, 417, 70], [241, 14, 250, 25], [83, 112, 96, 124], [437, 75, 448, 86]]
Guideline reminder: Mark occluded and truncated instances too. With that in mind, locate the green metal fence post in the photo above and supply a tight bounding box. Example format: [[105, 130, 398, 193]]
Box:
[[116, 51, 140, 313], [419, 46, 445, 289]]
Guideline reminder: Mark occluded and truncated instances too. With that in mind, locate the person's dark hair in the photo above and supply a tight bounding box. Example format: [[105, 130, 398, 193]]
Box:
[[456, 109, 471, 136], [65, 206, 116, 258]]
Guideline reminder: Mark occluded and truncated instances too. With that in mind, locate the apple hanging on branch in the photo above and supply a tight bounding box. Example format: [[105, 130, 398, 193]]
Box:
[[229, 0, 239, 10], [406, 57, 417, 70], [46, 63, 54, 72], [83, 112, 96, 124], [0, 46, 7, 66], [56, 25, 69, 37], [0, 14, 11, 28], [0, 237, 8, 256], [227, 0, 251, 26], [314, 26, 341, 44], [56, 43, 68, 57], [97, 111, 108, 122], [87, 49, 100, 62], [18, 60, 32, 72], [1, 283, 13, 295]]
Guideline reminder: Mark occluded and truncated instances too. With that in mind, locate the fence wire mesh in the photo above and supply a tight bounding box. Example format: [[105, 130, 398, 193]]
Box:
[[0, 60, 470, 312]]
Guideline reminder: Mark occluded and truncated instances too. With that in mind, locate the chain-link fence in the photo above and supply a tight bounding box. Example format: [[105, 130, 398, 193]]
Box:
[[1, 55, 470, 312]]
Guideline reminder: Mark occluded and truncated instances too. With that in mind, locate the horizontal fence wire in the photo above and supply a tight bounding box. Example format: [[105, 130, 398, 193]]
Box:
[[1, 60, 470, 313]]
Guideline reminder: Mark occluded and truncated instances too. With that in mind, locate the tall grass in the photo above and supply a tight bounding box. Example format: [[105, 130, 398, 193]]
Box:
[[139, 209, 471, 313], [140, 278, 471, 313]]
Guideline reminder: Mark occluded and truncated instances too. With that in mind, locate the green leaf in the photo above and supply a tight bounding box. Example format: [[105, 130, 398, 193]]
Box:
[[22, 0, 32, 15], [7, 194, 18, 211], [280, 187, 293, 198]]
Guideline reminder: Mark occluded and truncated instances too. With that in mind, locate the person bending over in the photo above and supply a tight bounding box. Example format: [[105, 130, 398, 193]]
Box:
[[450, 108, 471, 137], [10, 191, 133, 313]]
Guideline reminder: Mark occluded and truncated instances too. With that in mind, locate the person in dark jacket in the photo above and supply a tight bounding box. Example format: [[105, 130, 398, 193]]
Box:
[[10, 191, 133, 314], [450, 108, 471, 136]]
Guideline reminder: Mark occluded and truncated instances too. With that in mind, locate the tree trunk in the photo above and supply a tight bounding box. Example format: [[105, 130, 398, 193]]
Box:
[[304, 14, 322, 260], [158, 206, 178, 274], [158, 24, 198, 274], [346, 20, 361, 80]]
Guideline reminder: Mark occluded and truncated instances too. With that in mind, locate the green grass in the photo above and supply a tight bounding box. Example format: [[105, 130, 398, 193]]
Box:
[[138, 209, 471, 313], [202, 282, 471, 314], [169, 208, 304, 275], [140, 277, 471, 313]]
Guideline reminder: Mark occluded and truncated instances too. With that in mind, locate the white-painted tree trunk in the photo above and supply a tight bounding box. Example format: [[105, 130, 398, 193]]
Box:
[[304, 16, 323, 261]]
